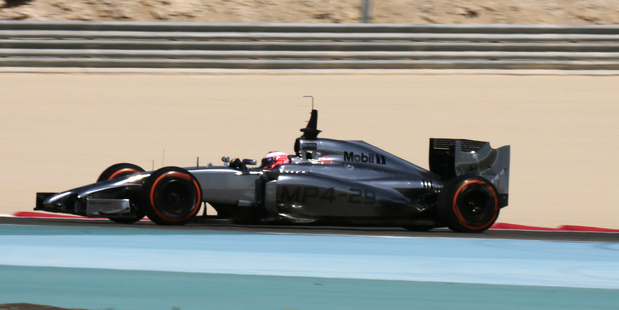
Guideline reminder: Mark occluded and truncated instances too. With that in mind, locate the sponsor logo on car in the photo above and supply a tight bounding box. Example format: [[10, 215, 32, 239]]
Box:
[[302, 143, 318, 149], [319, 156, 333, 164], [343, 151, 386, 165]]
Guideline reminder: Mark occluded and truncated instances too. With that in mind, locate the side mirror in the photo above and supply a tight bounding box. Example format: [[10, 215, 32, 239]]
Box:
[[221, 156, 230, 167]]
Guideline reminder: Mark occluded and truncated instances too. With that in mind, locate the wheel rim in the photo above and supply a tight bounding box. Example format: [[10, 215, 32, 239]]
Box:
[[159, 180, 193, 215]]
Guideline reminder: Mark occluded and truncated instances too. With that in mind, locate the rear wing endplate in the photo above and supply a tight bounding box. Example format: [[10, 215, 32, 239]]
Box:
[[429, 138, 510, 201]]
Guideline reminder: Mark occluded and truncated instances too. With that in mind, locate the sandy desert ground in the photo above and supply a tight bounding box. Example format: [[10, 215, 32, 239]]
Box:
[[2, 0, 618, 25], [0, 71, 618, 229]]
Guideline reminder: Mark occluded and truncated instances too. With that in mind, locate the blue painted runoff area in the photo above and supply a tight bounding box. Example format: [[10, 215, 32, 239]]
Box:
[[0, 224, 618, 310], [1, 265, 618, 310]]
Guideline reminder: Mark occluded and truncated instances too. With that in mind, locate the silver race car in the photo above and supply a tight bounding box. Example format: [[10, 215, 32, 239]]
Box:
[[36, 109, 510, 232]]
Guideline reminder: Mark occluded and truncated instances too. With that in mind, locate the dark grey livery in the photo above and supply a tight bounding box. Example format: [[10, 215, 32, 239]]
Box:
[[36, 110, 510, 232]]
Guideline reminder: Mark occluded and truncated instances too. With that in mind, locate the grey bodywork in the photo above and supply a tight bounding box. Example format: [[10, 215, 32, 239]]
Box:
[[36, 110, 510, 227]]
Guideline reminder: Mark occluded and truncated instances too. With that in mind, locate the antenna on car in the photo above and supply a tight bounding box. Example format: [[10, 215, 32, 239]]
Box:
[[300, 96, 321, 139], [303, 95, 314, 109]]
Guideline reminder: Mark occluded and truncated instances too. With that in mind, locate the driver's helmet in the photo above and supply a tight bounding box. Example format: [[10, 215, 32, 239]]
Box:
[[261, 151, 290, 169]]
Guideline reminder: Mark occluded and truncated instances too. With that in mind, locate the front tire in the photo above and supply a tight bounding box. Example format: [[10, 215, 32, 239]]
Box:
[[438, 175, 500, 233], [141, 167, 202, 225], [97, 163, 145, 182], [97, 163, 146, 224]]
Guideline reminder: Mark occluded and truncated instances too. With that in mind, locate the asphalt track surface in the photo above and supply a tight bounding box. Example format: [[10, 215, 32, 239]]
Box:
[[1, 216, 618, 242]]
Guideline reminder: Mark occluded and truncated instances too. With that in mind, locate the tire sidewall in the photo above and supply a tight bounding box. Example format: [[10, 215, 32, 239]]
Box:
[[141, 167, 202, 225], [97, 163, 145, 182], [438, 175, 500, 233]]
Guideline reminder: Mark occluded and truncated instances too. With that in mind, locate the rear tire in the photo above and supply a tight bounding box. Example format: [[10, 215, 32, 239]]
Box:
[[97, 163, 146, 224], [438, 175, 499, 233], [141, 167, 202, 225]]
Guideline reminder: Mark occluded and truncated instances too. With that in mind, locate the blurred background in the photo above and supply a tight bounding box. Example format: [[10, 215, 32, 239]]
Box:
[[1, 0, 618, 24]]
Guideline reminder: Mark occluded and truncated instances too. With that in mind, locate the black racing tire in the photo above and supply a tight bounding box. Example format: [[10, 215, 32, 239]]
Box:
[[97, 163, 145, 182], [141, 166, 202, 225], [438, 175, 500, 233], [97, 163, 146, 224]]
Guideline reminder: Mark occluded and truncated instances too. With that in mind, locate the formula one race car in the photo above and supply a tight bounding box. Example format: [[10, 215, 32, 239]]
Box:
[[36, 109, 510, 232]]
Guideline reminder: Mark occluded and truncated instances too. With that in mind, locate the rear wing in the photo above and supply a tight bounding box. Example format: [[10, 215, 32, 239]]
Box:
[[429, 138, 510, 205]]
